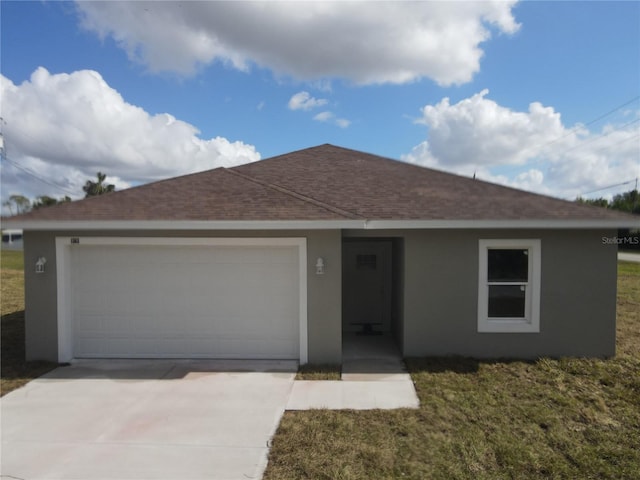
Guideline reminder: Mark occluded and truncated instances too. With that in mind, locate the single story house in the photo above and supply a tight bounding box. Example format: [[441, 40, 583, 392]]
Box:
[[5, 144, 639, 365]]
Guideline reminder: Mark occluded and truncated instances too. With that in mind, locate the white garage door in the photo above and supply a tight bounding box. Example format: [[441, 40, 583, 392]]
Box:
[[67, 239, 303, 359]]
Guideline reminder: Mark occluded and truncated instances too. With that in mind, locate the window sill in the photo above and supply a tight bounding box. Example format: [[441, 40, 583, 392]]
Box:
[[478, 318, 539, 333]]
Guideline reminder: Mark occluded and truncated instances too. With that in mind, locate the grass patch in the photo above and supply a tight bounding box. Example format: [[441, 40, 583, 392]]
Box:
[[617, 262, 640, 357], [1, 249, 57, 396], [264, 261, 640, 480], [1, 249, 24, 271], [296, 364, 342, 380]]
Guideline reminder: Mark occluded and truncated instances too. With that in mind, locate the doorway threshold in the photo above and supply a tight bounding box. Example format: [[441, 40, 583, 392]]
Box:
[[341, 332, 409, 380]]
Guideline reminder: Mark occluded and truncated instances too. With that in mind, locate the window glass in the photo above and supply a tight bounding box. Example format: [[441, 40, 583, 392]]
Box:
[[488, 249, 528, 282], [488, 285, 526, 317]]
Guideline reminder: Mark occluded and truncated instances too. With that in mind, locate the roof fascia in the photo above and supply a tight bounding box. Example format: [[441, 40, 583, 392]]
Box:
[[364, 219, 640, 229], [5, 218, 638, 231], [3, 220, 366, 231]]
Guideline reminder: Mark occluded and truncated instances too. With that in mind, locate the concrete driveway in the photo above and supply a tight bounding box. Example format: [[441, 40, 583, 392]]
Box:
[[1, 359, 297, 480]]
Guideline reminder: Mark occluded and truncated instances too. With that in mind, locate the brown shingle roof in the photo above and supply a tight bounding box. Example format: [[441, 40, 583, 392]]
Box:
[[6, 144, 639, 224], [9, 166, 349, 222], [235, 144, 636, 221]]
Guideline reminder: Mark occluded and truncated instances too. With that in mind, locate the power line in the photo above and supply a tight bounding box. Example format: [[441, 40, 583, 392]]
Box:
[[484, 97, 640, 180], [526, 95, 640, 157], [1, 154, 77, 196], [553, 118, 640, 157], [580, 178, 637, 197], [587, 132, 640, 156], [581, 96, 640, 128], [0, 119, 79, 197]]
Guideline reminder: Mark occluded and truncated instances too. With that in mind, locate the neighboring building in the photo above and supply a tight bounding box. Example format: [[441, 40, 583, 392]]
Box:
[[1, 229, 23, 250], [4, 144, 638, 364]]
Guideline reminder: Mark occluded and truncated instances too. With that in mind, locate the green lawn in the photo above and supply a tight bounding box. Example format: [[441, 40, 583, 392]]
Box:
[[264, 262, 640, 480], [1, 250, 57, 396], [1, 248, 25, 270]]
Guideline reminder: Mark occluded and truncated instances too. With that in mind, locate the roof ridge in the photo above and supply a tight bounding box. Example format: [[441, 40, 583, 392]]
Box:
[[224, 168, 363, 220]]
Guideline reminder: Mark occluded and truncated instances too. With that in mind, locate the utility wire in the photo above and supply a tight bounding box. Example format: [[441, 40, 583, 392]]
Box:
[[553, 118, 640, 156], [0, 120, 78, 197], [525, 95, 640, 157], [587, 132, 640, 155], [484, 96, 640, 180], [580, 178, 637, 196], [580, 96, 640, 128], [1, 154, 77, 196]]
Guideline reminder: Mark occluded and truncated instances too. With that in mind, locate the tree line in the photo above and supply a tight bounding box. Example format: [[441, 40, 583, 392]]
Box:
[[2, 172, 115, 215], [576, 189, 640, 215]]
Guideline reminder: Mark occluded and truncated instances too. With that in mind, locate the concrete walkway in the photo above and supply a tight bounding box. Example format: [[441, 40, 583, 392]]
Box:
[[287, 334, 420, 410], [286, 378, 419, 410]]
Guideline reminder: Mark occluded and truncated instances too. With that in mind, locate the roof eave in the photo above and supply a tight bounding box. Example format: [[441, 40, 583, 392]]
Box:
[[4, 218, 638, 231], [364, 219, 640, 229], [1, 219, 366, 231]]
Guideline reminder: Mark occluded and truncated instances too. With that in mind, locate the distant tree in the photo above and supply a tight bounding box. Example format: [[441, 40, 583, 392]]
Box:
[[611, 189, 640, 215], [576, 189, 639, 215], [32, 195, 71, 210], [576, 196, 609, 208], [83, 172, 115, 198], [577, 189, 640, 251], [2, 194, 31, 215]]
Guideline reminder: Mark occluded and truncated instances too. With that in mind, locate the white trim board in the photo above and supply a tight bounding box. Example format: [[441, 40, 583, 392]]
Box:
[[364, 219, 639, 230], [55, 236, 308, 364], [11, 220, 364, 231], [9, 218, 639, 231]]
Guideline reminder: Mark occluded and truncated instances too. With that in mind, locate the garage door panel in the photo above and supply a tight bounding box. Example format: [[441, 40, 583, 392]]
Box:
[[71, 243, 300, 359]]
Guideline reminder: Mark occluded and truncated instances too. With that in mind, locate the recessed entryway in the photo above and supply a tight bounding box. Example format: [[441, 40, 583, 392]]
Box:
[[341, 237, 403, 354]]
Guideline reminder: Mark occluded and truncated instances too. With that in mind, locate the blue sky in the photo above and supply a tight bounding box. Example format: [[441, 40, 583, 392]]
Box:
[[1, 1, 639, 210]]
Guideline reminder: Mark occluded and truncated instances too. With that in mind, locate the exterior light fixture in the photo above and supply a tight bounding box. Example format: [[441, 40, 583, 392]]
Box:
[[315, 257, 325, 275], [35, 257, 47, 274]]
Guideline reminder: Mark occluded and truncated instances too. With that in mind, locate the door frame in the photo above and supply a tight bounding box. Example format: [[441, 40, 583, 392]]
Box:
[[342, 238, 394, 332], [55, 236, 308, 363]]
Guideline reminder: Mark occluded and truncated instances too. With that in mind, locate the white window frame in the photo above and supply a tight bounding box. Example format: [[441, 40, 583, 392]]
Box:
[[478, 239, 541, 333]]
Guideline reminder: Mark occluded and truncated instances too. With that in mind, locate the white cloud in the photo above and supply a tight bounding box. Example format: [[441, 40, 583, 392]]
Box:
[[288, 91, 327, 111], [75, 1, 520, 86], [313, 111, 351, 128], [404, 90, 639, 199], [313, 111, 334, 122], [0, 68, 260, 206]]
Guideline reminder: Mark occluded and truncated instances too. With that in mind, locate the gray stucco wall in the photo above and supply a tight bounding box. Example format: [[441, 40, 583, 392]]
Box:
[[400, 229, 618, 358], [23, 227, 618, 363], [22, 230, 342, 364], [24, 231, 60, 362]]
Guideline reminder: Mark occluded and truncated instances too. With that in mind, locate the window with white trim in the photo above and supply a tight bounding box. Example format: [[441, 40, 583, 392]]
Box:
[[478, 239, 541, 333]]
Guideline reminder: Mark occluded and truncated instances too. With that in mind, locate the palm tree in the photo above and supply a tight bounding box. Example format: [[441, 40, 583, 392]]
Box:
[[83, 172, 115, 198]]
